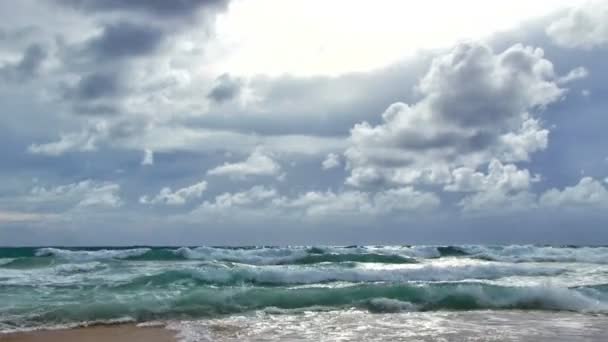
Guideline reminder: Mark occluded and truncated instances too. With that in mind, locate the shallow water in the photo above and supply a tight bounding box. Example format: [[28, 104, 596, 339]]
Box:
[[2, 245, 608, 340], [166, 310, 608, 342]]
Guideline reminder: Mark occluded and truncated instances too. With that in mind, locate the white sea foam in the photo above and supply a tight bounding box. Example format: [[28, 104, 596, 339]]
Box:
[[0, 258, 13, 266], [54, 262, 107, 275], [460, 245, 608, 264], [166, 310, 608, 342], [175, 246, 310, 265], [35, 247, 150, 261], [182, 262, 566, 285]]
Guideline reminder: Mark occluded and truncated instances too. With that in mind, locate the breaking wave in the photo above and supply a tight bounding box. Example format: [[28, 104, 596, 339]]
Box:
[[2, 283, 608, 329], [2, 245, 608, 332]]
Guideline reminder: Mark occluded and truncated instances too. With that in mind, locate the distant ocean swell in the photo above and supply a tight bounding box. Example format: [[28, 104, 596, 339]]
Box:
[[2, 245, 608, 332], [3, 245, 608, 264]]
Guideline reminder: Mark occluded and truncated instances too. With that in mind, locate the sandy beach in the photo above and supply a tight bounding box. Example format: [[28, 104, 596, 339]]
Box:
[[0, 325, 176, 342]]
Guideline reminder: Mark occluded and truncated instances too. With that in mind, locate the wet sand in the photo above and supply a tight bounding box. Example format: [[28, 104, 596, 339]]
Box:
[[0, 325, 176, 342]]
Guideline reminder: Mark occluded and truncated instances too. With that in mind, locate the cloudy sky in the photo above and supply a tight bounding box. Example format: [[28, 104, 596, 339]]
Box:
[[1, 0, 607, 246]]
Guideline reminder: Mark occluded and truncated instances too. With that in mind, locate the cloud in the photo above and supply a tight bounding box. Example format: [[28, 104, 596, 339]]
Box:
[[31, 180, 122, 209], [207, 73, 242, 103], [84, 22, 165, 60], [345, 42, 574, 188], [68, 72, 123, 101], [33, 0, 232, 123], [27, 121, 108, 156], [459, 189, 537, 215], [56, 0, 229, 18], [540, 177, 608, 208], [140, 180, 207, 205], [30, 121, 347, 158], [141, 149, 154, 166], [277, 190, 373, 219], [0, 43, 46, 82], [191, 185, 439, 222], [448, 160, 539, 213], [547, 1, 608, 49], [76, 183, 123, 208], [0, 211, 58, 223], [557, 67, 589, 84], [207, 148, 283, 179], [446, 159, 537, 193], [373, 187, 441, 214], [322, 153, 341, 170], [197, 185, 277, 213], [457, 174, 608, 214]]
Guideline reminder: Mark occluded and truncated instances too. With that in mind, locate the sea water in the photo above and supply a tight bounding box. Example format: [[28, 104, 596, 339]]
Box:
[[1, 245, 608, 340]]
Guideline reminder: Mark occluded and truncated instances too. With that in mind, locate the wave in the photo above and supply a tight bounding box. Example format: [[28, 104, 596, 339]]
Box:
[[54, 262, 107, 275], [436, 246, 470, 257], [3, 283, 607, 330], [172, 247, 417, 265], [287, 253, 417, 264], [1, 245, 607, 271], [455, 245, 608, 264], [172, 246, 310, 265], [0, 248, 38, 259], [0, 257, 55, 269], [13, 247, 416, 266], [112, 262, 565, 287], [35, 248, 151, 261]]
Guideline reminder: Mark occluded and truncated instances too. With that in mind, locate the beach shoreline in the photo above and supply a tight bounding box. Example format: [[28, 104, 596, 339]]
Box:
[[0, 324, 176, 342]]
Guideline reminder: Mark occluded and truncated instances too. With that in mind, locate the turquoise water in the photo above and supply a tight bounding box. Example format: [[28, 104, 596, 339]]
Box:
[[1, 245, 608, 337]]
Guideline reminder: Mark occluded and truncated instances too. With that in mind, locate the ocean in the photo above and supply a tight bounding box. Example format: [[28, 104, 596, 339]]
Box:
[[1, 245, 608, 341]]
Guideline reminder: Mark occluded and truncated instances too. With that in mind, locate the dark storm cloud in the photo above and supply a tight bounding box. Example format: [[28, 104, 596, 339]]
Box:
[[0, 43, 46, 82], [71, 72, 122, 100], [17, 44, 46, 77], [60, 71, 124, 116], [85, 22, 164, 59], [207, 73, 242, 103], [71, 103, 119, 116], [46, 0, 233, 118], [57, 0, 229, 18], [186, 56, 432, 136]]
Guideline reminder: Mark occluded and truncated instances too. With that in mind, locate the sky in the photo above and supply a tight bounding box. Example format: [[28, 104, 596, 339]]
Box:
[[1, 0, 607, 246]]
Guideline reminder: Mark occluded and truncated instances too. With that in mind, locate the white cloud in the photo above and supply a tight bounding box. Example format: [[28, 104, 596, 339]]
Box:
[[322, 153, 341, 170], [207, 147, 282, 180], [215, 0, 583, 76], [76, 183, 123, 208], [454, 176, 608, 214], [447, 160, 539, 213], [0, 211, 59, 223], [459, 188, 537, 214], [540, 177, 608, 208], [557, 67, 589, 84], [141, 149, 154, 165], [191, 185, 439, 222], [140, 180, 207, 205], [372, 187, 441, 214], [31, 180, 122, 208], [547, 1, 608, 49], [345, 42, 573, 188], [498, 117, 549, 162], [198, 186, 278, 212], [277, 190, 374, 219], [446, 159, 537, 193], [27, 121, 108, 156]]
